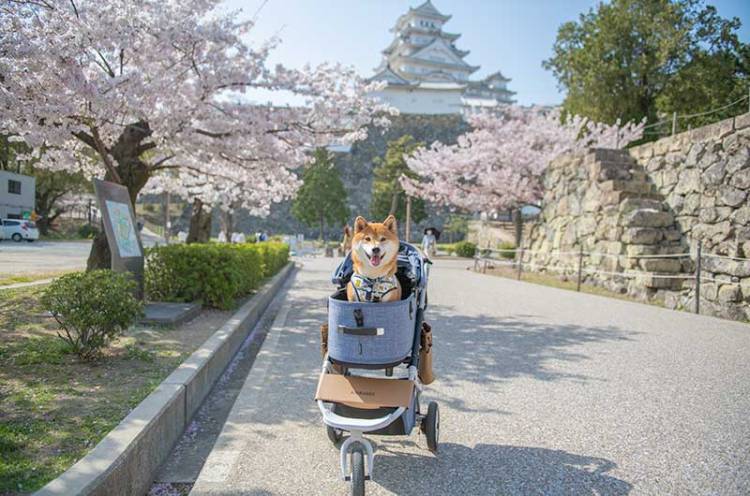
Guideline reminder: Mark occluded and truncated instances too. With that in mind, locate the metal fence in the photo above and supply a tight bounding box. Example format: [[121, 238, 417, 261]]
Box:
[[472, 246, 749, 314]]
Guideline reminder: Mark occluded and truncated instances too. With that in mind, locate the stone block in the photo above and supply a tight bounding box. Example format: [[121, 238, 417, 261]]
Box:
[[685, 143, 706, 167], [730, 168, 750, 189], [653, 137, 672, 156], [663, 291, 681, 310], [718, 284, 742, 303], [636, 273, 683, 289], [735, 112, 750, 130], [726, 147, 750, 174], [700, 282, 718, 300], [698, 150, 720, 170], [619, 197, 663, 213], [674, 216, 698, 233], [663, 228, 683, 242], [674, 169, 701, 195], [733, 206, 750, 225], [740, 278, 750, 301], [719, 186, 747, 207], [629, 143, 653, 161], [682, 194, 701, 216], [622, 227, 662, 244], [623, 208, 674, 228], [645, 156, 665, 172], [702, 256, 750, 277], [703, 162, 726, 186], [639, 257, 683, 272]]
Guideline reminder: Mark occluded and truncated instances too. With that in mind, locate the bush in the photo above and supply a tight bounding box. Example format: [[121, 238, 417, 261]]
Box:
[[453, 241, 477, 258], [498, 241, 516, 260], [41, 271, 143, 361], [145, 242, 289, 309], [77, 224, 99, 239]]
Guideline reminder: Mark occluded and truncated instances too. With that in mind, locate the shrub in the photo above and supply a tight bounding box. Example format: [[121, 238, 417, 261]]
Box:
[[145, 242, 288, 309], [454, 241, 477, 258], [437, 243, 455, 255], [77, 224, 99, 239], [498, 241, 516, 260], [41, 271, 143, 361]]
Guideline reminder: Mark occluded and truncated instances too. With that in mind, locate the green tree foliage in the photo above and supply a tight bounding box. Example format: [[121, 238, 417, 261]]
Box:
[[544, 0, 749, 130], [371, 135, 426, 224], [443, 214, 469, 243], [1, 135, 90, 234], [291, 148, 349, 240]]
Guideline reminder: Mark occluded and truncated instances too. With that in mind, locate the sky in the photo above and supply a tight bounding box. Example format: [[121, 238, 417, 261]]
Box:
[[222, 0, 750, 106]]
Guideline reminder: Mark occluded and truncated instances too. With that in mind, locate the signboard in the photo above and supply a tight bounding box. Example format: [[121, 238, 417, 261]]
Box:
[[93, 179, 144, 297]]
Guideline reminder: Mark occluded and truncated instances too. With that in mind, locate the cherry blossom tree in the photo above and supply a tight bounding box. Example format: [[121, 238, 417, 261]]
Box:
[[402, 106, 644, 215], [1, 0, 393, 266]]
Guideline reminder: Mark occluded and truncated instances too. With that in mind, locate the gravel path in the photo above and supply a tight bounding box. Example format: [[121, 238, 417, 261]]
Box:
[[190, 257, 750, 496]]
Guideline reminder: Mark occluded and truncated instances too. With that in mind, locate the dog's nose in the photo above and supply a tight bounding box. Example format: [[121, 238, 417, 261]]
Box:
[[371, 246, 380, 254]]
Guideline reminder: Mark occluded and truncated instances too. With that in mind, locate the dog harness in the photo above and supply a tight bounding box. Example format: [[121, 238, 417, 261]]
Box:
[[350, 273, 399, 302]]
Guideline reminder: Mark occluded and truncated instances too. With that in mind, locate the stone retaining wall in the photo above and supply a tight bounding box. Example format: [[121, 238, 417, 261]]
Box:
[[523, 113, 750, 321]]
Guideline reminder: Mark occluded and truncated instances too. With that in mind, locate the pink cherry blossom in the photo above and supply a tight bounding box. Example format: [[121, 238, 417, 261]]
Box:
[[402, 106, 644, 213]]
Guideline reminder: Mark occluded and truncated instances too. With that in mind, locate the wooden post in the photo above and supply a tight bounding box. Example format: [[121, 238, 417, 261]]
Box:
[[576, 245, 584, 292], [671, 111, 678, 136], [405, 196, 412, 243], [516, 247, 523, 280], [695, 243, 702, 314]]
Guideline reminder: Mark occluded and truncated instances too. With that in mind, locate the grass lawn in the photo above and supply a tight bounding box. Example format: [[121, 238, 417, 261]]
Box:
[[0, 286, 232, 494], [0, 272, 75, 287]]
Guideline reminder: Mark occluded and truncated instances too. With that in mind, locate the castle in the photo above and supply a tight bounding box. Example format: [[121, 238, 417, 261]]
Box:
[[370, 1, 515, 115]]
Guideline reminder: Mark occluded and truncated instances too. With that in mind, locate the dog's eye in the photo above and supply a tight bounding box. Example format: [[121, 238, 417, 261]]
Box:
[[380, 237, 386, 242], [365, 236, 371, 242]]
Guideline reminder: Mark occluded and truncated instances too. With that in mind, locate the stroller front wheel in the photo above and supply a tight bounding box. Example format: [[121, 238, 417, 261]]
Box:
[[350, 443, 366, 496]]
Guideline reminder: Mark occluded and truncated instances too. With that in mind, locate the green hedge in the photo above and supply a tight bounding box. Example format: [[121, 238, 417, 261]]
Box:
[[145, 242, 289, 309], [454, 241, 477, 258]]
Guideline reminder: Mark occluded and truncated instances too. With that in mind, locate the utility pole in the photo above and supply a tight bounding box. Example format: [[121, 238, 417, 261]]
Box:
[[671, 112, 678, 136]]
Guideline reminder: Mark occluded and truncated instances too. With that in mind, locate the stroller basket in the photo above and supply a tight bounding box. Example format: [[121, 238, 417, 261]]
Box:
[[327, 293, 416, 367]]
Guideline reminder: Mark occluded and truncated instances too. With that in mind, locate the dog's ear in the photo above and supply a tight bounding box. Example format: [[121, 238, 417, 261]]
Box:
[[383, 215, 397, 234], [354, 216, 368, 233]]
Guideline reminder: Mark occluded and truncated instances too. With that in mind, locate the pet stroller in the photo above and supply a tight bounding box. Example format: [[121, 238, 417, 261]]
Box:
[[316, 242, 438, 496]]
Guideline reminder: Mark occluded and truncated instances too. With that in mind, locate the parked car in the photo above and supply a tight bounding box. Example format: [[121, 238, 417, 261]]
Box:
[[1, 219, 40, 242]]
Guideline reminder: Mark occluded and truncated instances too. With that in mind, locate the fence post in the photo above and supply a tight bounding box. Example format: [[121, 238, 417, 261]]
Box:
[[516, 247, 523, 281], [671, 111, 678, 136], [695, 243, 702, 314], [576, 245, 584, 292]]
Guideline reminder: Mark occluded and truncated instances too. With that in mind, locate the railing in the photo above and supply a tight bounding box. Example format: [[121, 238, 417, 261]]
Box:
[[472, 246, 750, 314], [642, 90, 750, 138]]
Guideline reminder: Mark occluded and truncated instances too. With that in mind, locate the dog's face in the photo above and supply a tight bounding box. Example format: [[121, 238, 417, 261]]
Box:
[[351, 215, 399, 276]]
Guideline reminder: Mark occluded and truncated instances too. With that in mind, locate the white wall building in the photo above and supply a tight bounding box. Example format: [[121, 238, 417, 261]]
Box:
[[0, 170, 35, 219], [370, 1, 515, 115]]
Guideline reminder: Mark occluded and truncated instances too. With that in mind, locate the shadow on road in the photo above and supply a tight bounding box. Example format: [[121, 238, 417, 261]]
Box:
[[373, 441, 632, 495], [423, 303, 637, 413]]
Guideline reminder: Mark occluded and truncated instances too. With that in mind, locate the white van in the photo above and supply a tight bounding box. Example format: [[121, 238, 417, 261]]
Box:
[[1, 219, 40, 242]]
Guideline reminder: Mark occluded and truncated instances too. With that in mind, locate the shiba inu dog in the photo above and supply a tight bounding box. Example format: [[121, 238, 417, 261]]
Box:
[[347, 215, 402, 303]]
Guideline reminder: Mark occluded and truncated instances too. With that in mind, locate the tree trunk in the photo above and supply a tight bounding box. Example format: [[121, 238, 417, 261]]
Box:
[[187, 198, 212, 243], [319, 213, 325, 241], [219, 207, 234, 240], [87, 121, 153, 270], [389, 190, 400, 216]]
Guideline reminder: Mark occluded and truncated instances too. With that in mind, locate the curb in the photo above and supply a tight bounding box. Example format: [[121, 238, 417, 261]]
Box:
[[35, 262, 295, 496]]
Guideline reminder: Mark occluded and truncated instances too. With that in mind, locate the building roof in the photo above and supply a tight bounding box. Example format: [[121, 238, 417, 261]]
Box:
[[408, 36, 475, 69], [410, 1, 451, 21], [484, 70, 511, 82], [370, 64, 413, 86]]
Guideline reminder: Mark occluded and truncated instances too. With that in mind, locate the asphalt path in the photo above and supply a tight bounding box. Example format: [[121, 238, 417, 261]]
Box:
[[190, 257, 750, 496], [0, 240, 91, 276], [0, 232, 163, 276]]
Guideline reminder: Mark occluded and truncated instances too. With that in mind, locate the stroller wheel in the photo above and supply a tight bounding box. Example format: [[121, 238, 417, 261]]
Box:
[[350, 443, 366, 496], [326, 425, 343, 445], [424, 401, 439, 454]]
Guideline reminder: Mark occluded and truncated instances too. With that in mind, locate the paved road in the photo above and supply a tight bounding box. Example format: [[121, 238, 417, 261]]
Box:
[[0, 233, 164, 276], [191, 257, 750, 496], [0, 240, 91, 276]]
